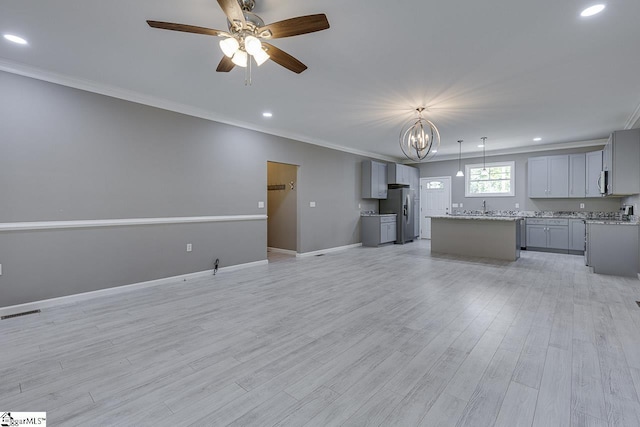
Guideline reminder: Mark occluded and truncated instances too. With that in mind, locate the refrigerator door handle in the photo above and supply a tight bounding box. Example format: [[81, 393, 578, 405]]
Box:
[[405, 195, 411, 224]]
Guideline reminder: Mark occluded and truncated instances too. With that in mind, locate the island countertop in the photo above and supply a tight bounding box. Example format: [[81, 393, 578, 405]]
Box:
[[429, 215, 524, 222]]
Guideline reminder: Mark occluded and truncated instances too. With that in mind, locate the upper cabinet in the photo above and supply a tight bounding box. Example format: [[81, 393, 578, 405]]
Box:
[[529, 151, 608, 199], [528, 155, 569, 198], [388, 163, 417, 186], [603, 129, 640, 196], [585, 150, 603, 197], [569, 153, 586, 198], [361, 160, 388, 199]]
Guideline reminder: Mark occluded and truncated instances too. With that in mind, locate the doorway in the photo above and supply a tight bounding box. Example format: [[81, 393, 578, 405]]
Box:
[[420, 176, 452, 239], [267, 162, 298, 259]]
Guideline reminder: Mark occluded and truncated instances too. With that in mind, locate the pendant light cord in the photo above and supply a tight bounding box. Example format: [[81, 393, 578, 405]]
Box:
[[481, 137, 487, 171]]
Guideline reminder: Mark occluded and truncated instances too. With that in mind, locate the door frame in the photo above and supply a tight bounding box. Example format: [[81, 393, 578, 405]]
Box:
[[420, 176, 452, 239]]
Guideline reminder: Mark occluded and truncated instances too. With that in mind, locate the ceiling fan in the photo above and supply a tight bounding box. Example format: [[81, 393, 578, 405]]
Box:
[[147, 0, 330, 74]]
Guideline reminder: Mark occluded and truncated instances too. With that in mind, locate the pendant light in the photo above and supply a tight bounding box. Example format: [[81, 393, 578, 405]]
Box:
[[480, 137, 488, 177], [456, 140, 464, 177], [399, 108, 440, 162]]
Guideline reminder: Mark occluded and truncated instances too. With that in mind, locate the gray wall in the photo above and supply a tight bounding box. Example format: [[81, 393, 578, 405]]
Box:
[[418, 147, 624, 213], [267, 162, 298, 251], [0, 71, 371, 307]]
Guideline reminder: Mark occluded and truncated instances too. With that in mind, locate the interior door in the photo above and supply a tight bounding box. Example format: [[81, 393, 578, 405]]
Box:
[[420, 177, 451, 239]]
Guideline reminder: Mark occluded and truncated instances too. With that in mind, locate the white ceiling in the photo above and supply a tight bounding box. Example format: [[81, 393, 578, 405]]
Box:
[[2, 0, 640, 162]]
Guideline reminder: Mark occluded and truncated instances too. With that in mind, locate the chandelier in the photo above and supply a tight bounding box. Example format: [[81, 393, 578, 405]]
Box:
[[399, 108, 440, 162]]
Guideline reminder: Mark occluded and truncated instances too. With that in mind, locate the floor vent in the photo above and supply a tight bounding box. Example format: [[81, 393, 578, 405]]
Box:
[[1, 309, 41, 320], [316, 254, 325, 257]]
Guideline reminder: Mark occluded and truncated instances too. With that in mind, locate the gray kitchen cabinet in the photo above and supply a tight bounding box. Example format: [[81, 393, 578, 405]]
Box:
[[528, 157, 549, 198], [388, 163, 416, 186], [526, 218, 569, 250], [585, 150, 603, 197], [361, 215, 397, 247], [528, 155, 569, 198], [587, 223, 639, 277], [569, 153, 586, 198], [361, 160, 388, 199], [569, 219, 585, 251], [526, 224, 548, 247], [603, 129, 640, 196]]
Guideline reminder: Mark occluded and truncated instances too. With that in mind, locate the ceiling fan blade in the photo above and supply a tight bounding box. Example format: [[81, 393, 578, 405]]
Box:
[[258, 14, 329, 39], [217, 0, 246, 26], [216, 56, 235, 72], [262, 42, 307, 74], [147, 21, 228, 37]]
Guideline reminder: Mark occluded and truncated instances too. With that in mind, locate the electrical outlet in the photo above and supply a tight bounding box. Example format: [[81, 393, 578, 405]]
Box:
[[580, 203, 585, 209], [358, 203, 361, 209], [515, 203, 520, 209], [452, 203, 459, 208], [258, 201, 265, 209], [459, 203, 463, 208], [187, 243, 192, 252], [310, 201, 316, 208], [0, 264, 2, 275]]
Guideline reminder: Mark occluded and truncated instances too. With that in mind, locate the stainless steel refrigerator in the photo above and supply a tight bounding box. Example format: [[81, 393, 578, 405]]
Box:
[[380, 186, 415, 244]]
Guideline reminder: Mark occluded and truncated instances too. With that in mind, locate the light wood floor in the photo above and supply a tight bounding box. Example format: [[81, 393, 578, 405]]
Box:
[[3, 240, 640, 426]]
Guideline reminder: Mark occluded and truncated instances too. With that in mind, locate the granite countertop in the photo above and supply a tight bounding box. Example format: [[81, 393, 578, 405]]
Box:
[[430, 215, 524, 222], [585, 220, 639, 226]]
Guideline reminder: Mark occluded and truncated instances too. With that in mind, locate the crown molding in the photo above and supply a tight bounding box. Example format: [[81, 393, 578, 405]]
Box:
[[0, 60, 397, 163], [625, 100, 640, 129], [412, 138, 608, 163]]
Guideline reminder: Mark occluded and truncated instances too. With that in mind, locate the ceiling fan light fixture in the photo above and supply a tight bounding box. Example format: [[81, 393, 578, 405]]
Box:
[[219, 37, 239, 57], [253, 48, 270, 66], [244, 35, 262, 56], [231, 49, 248, 67]]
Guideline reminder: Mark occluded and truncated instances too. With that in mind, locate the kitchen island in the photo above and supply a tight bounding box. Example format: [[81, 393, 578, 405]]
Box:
[[430, 215, 523, 261]]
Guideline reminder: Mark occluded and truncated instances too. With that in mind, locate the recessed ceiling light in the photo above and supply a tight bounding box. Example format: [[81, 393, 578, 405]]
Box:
[[432, 150, 437, 153], [262, 112, 273, 118], [3, 34, 28, 45], [580, 4, 605, 17], [477, 144, 485, 148], [533, 137, 542, 142]]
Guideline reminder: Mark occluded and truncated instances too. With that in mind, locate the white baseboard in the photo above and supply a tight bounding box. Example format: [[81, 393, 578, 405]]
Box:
[[267, 247, 297, 256], [0, 259, 268, 318], [297, 243, 362, 258]]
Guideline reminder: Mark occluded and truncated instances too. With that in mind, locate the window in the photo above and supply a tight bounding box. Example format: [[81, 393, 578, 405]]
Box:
[[465, 161, 515, 197], [425, 181, 444, 189]]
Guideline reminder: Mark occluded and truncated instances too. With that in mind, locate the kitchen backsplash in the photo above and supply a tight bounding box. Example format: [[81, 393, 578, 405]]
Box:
[[451, 209, 635, 221]]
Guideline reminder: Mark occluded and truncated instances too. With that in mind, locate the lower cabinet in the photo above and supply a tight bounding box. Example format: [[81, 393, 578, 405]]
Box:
[[587, 223, 639, 277], [526, 218, 569, 251], [569, 219, 586, 252], [361, 215, 397, 247]]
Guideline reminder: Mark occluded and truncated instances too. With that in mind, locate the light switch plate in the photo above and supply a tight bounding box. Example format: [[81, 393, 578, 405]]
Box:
[[0, 264, 2, 275], [310, 201, 316, 208], [452, 203, 459, 208], [258, 201, 265, 209], [186, 243, 192, 252]]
